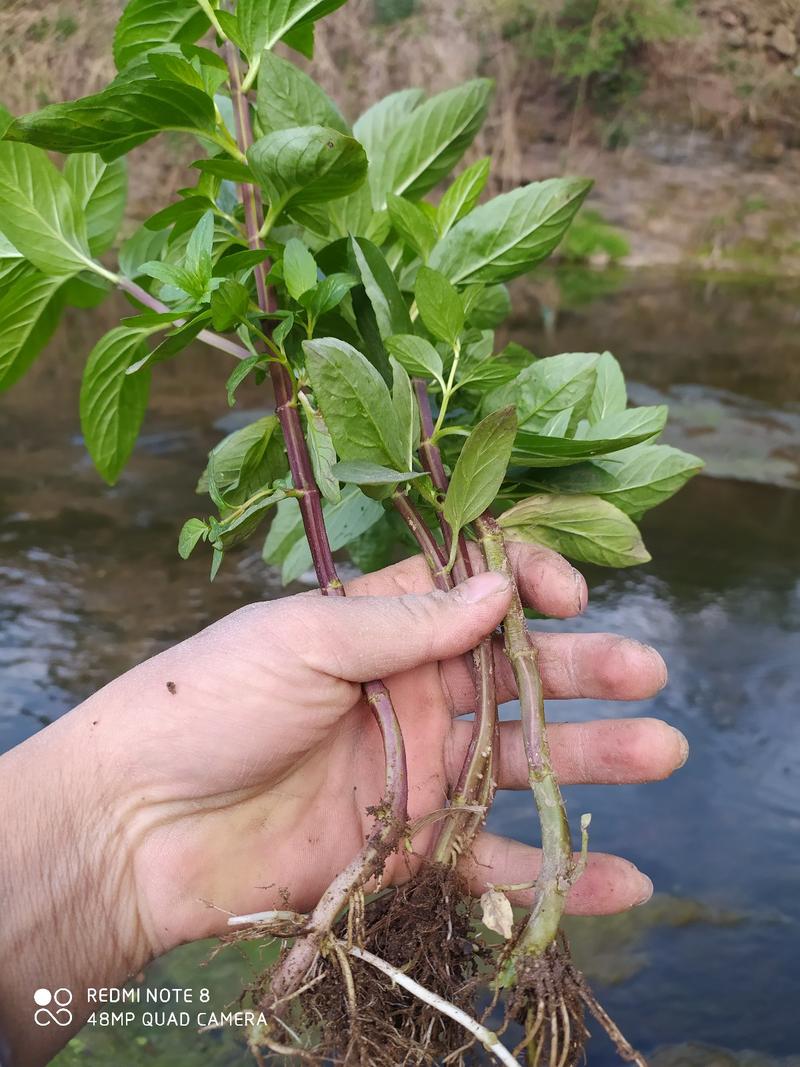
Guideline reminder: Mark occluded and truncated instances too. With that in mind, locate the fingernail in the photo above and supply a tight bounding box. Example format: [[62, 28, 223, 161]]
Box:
[[635, 873, 654, 906], [639, 642, 668, 690], [457, 571, 510, 604], [673, 728, 690, 768]]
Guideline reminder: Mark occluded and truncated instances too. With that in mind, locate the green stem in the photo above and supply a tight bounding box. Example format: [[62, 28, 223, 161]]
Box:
[[476, 516, 573, 979], [258, 197, 286, 240], [196, 0, 226, 39], [432, 338, 461, 441], [241, 58, 260, 94], [209, 126, 248, 164]]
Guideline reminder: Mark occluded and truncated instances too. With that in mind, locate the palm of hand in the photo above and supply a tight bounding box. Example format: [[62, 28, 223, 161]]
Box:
[[90, 547, 684, 957]]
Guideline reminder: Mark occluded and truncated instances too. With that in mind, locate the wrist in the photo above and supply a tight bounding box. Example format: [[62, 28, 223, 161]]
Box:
[[0, 705, 151, 1065]]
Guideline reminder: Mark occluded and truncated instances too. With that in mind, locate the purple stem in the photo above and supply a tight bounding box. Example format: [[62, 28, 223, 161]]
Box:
[[117, 277, 251, 361], [392, 491, 451, 591], [412, 381, 499, 862], [224, 44, 409, 1001]]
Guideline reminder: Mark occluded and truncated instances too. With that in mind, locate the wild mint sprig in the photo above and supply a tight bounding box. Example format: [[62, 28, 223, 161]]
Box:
[[0, 1, 702, 1061]]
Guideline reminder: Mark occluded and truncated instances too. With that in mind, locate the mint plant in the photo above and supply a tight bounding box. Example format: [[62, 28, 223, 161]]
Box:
[[0, 1, 701, 1063]]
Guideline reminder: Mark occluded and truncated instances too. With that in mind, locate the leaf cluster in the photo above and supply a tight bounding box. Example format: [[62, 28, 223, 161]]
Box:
[[0, 0, 701, 580]]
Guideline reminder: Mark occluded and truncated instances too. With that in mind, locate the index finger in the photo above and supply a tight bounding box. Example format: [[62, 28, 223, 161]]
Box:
[[343, 540, 588, 620]]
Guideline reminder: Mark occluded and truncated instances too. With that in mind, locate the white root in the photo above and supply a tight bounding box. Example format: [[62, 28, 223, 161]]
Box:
[[346, 943, 520, 1067], [227, 909, 307, 927]]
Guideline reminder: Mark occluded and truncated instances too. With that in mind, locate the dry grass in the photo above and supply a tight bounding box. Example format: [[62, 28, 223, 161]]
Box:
[[1, 0, 798, 268]]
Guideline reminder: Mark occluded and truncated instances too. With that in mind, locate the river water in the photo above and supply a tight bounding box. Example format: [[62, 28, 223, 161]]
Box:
[[1, 268, 798, 1065]]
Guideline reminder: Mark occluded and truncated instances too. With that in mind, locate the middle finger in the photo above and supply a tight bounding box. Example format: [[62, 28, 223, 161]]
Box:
[[441, 631, 668, 710]]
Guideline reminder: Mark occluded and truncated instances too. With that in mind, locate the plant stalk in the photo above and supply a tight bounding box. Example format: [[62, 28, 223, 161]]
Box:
[[392, 491, 451, 592], [117, 277, 252, 361], [475, 515, 573, 974], [224, 42, 409, 998], [412, 380, 499, 864]]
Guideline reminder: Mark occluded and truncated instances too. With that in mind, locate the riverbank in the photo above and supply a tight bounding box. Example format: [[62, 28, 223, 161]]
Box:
[[0, 0, 798, 273]]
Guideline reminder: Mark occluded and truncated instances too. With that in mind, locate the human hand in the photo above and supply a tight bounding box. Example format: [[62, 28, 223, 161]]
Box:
[[0, 544, 686, 1064]]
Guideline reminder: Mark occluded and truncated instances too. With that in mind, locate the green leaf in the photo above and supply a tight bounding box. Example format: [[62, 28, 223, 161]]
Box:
[[512, 427, 669, 468], [299, 392, 340, 503], [327, 185, 374, 240], [113, 0, 210, 70], [183, 45, 231, 94], [386, 194, 438, 260], [430, 177, 592, 284], [178, 517, 208, 559], [499, 494, 651, 568], [489, 352, 598, 431], [184, 208, 214, 277], [332, 460, 421, 485], [214, 248, 271, 277], [384, 333, 443, 383], [415, 266, 464, 347], [209, 488, 288, 550], [198, 415, 286, 506], [144, 196, 209, 231], [522, 444, 703, 521], [391, 356, 419, 469], [303, 337, 405, 468], [215, 10, 244, 48], [580, 405, 667, 444], [210, 279, 251, 330], [346, 514, 399, 573], [79, 326, 152, 484], [119, 223, 169, 279], [0, 231, 24, 286], [192, 158, 254, 182], [225, 353, 264, 406], [0, 143, 92, 275], [0, 271, 65, 390], [466, 284, 511, 330], [351, 236, 413, 340], [437, 156, 490, 236], [464, 341, 538, 392], [210, 547, 224, 581], [283, 238, 318, 300], [256, 50, 347, 134], [4, 80, 216, 161], [132, 312, 210, 372], [262, 497, 306, 570], [64, 155, 128, 255], [301, 271, 357, 318], [371, 79, 492, 209], [279, 485, 385, 584], [282, 20, 316, 58], [244, 0, 348, 55], [247, 126, 367, 208], [354, 88, 424, 163], [148, 51, 205, 91], [443, 406, 517, 541], [587, 350, 626, 423], [272, 312, 295, 349]]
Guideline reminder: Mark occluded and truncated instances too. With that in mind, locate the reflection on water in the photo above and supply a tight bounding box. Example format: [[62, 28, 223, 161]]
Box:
[[2, 270, 799, 1063]]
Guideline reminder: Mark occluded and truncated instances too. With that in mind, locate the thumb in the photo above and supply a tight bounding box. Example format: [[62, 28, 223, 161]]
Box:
[[294, 572, 512, 682]]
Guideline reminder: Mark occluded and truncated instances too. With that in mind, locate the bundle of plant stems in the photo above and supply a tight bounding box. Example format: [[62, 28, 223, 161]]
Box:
[[0, 0, 702, 1061]]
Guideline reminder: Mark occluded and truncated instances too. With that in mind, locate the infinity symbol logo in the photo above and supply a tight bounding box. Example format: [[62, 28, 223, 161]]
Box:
[[33, 988, 73, 1027]]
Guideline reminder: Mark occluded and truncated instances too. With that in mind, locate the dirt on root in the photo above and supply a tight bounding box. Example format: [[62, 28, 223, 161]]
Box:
[[301, 864, 485, 1066]]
